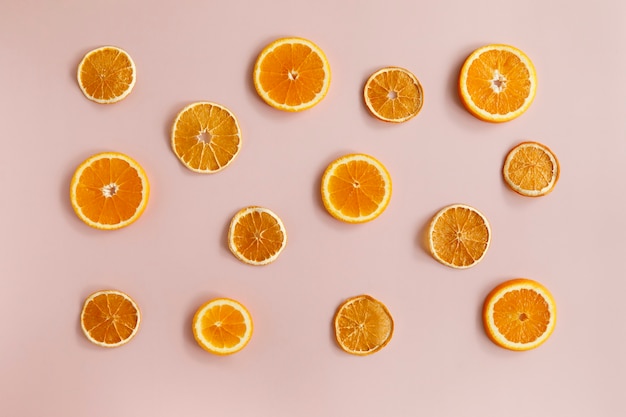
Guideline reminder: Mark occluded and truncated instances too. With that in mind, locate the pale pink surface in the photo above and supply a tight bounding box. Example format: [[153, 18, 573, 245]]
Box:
[[1, 1, 625, 416]]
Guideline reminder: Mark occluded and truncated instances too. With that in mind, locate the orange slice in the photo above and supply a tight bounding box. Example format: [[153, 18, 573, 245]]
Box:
[[428, 204, 491, 269], [364, 66, 424, 123], [70, 152, 150, 230], [320, 153, 392, 223], [503, 141, 560, 197], [80, 290, 141, 348], [77, 46, 136, 104], [459, 44, 537, 122], [192, 298, 253, 355], [228, 206, 287, 266], [483, 279, 557, 351], [171, 102, 242, 173], [253, 37, 331, 112], [334, 295, 394, 356]]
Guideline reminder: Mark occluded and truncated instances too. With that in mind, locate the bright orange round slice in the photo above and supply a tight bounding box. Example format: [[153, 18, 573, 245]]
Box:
[[171, 102, 242, 173], [228, 206, 287, 266], [77, 46, 136, 104], [253, 37, 331, 112], [321, 153, 392, 223], [459, 44, 537, 122], [428, 204, 491, 269], [192, 298, 253, 355], [70, 152, 150, 230], [364, 66, 424, 123], [80, 290, 141, 348], [334, 295, 394, 356], [503, 141, 560, 197], [483, 278, 557, 351]]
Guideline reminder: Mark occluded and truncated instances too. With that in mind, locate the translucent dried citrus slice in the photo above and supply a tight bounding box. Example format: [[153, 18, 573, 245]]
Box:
[[364, 66, 424, 123], [334, 295, 394, 355], [503, 141, 560, 197], [228, 206, 287, 265], [192, 298, 253, 355], [77, 46, 136, 104], [80, 290, 141, 348]]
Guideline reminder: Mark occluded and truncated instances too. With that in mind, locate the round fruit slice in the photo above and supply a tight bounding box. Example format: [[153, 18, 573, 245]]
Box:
[[334, 295, 394, 356], [483, 278, 556, 351], [228, 206, 287, 266], [253, 37, 331, 112], [171, 102, 242, 173], [77, 46, 136, 104], [70, 152, 150, 230], [80, 290, 141, 348], [364, 66, 424, 123], [459, 44, 537, 122], [192, 298, 253, 355], [428, 204, 491, 269], [503, 141, 560, 197], [321, 153, 392, 223]]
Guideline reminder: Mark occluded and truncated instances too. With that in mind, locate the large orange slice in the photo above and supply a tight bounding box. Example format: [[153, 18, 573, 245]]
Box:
[[503, 141, 560, 197], [228, 206, 287, 266], [192, 298, 253, 355], [77, 46, 136, 104], [80, 290, 141, 348], [364, 66, 424, 123]]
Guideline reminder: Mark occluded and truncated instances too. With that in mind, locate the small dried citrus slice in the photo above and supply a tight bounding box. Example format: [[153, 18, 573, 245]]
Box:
[[459, 44, 537, 122], [80, 290, 141, 348], [228, 206, 287, 266], [334, 295, 394, 356], [253, 37, 331, 112], [483, 278, 557, 351], [321, 153, 392, 223], [503, 141, 560, 197], [192, 298, 253, 355], [171, 102, 242, 173], [428, 204, 491, 269], [70, 152, 150, 230], [364, 66, 424, 123], [77, 46, 136, 104]]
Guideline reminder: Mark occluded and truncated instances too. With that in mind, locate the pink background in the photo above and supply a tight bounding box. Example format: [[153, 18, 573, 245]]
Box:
[[2, 1, 625, 416]]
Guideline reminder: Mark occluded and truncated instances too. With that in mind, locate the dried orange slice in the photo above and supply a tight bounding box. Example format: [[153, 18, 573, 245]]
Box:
[[253, 37, 331, 112], [77, 46, 136, 104], [80, 290, 141, 348], [503, 141, 560, 197], [171, 102, 242, 173], [192, 298, 253, 355], [228, 206, 287, 266], [70, 152, 150, 230], [364, 66, 424, 123], [483, 279, 556, 351], [428, 204, 491, 269], [320, 153, 392, 223], [334, 295, 394, 356], [459, 44, 537, 122]]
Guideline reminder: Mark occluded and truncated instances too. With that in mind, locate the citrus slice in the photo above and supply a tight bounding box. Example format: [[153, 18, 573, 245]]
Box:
[[80, 290, 141, 348], [253, 37, 331, 112], [483, 278, 556, 351], [334, 295, 394, 356], [77, 46, 136, 104], [503, 141, 560, 197], [70, 152, 150, 230], [192, 298, 253, 355], [459, 44, 537, 122], [428, 204, 491, 269], [171, 102, 242, 173], [364, 66, 424, 123], [320, 153, 392, 223], [228, 206, 287, 266]]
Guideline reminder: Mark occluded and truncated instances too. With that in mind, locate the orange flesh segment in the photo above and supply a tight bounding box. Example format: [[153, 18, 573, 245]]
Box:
[[82, 293, 139, 345], [506, 146, 553, 190], [197, 304, 247, 349], [365, 68, 423, 121], [431, 206, 490, 267], [231, 210, 285, 263], [492, 288, 550, 344], [79, 48, 134, 101], [328, 160, 387, 218]]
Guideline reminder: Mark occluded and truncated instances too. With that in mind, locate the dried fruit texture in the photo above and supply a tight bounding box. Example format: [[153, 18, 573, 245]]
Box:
[[171, 102, 242, 173], [70, 152, 150, 230], [81, 290, 141, 348], [253, 37, 331, 112], [321, 153, 392, 223], [483, 279, 556, 351], [503, 141, 560, 197], [428, 204, 491, 269], [334, 295, 394, 356], [192, 298, 253, 355], [77, 46, 136, 104], [364, 67, 424, 123], [228, 206, 287, 266], [459, 44, 537, 122]]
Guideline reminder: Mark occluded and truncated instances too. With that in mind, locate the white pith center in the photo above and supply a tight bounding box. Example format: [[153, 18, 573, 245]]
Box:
[[101, 183, 118, 197], [491, 70, 507, 93]]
